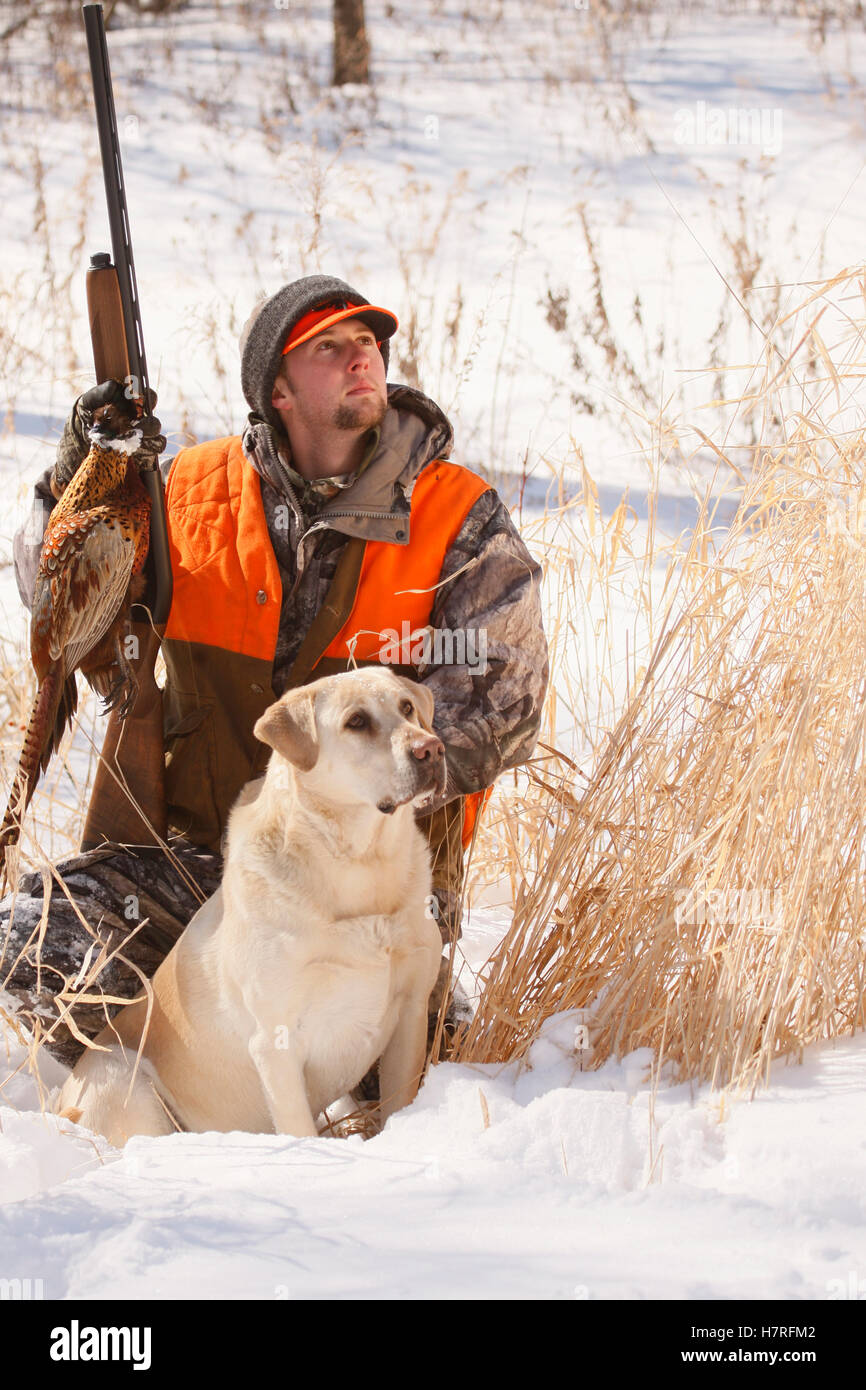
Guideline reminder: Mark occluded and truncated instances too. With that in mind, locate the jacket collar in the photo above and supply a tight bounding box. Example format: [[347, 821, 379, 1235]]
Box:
[[241, 384, 454, 545]]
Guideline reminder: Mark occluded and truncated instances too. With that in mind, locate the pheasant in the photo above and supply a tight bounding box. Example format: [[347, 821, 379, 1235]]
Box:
[[1, 397, 151, 885]]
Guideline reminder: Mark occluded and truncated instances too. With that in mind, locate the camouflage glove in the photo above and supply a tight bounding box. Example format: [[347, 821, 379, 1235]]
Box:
[[51, 381, 165, 496]]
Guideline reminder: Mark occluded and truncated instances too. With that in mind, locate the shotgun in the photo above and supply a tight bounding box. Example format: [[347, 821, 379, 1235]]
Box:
[[79, 1, 173, 851]]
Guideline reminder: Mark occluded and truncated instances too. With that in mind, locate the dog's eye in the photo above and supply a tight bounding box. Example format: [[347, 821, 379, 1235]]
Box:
[[400, 700, 414, 717], [345, 711, 370, 731]]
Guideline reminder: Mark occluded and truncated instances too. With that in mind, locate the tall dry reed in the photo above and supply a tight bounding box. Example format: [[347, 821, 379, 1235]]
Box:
[[457, 269, 866, 1093]]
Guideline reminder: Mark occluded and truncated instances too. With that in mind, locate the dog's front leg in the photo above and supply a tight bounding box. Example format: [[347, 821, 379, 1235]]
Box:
[[377, 995, 430, 1124], [249, 1030, 318, 1138]]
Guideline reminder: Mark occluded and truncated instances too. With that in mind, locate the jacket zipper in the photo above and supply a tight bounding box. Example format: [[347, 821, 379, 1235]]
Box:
[[306, 508, 400, 525], [252, 436, 406, 596]]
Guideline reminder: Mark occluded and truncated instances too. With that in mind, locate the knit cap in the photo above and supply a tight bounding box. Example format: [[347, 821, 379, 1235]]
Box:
[[240, 275, 397, 434]]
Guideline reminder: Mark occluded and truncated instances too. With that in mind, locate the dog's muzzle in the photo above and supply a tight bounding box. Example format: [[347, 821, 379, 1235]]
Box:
[[377, 731, 446, 814]]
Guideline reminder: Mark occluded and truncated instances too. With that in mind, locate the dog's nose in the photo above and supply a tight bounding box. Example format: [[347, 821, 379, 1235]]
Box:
[[410, 734, 444, 762]]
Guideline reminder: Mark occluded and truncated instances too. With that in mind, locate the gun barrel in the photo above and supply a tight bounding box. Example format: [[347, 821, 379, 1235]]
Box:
[[83, 2, 150, 407], [82, 1, 172, 628]]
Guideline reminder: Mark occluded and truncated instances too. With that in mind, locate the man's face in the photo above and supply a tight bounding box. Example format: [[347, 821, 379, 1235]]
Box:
[[271, 317, 388, 437]]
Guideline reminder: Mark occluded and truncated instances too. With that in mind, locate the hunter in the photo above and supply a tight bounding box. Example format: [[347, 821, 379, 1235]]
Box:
[[1, 274, 549, 1072]]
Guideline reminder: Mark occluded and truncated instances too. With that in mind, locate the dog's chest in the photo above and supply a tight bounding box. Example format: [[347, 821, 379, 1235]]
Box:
[[301, 907, 411, 985], [322, 857, 412, 921], [297, 916, 404, 1110]]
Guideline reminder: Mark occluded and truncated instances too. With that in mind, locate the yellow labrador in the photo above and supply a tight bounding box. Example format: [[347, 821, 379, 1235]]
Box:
[[57, 668, 445, 1147]]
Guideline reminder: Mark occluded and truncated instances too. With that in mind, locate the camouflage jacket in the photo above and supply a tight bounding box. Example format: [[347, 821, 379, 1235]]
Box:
[[14, 383, 549, 822]]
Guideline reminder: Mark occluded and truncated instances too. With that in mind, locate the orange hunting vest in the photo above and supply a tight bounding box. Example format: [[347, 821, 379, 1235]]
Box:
[[164, 436, 493, 847]]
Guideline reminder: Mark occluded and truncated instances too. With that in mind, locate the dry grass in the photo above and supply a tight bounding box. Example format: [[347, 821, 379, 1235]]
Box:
[[456, 267, 866, 1093]]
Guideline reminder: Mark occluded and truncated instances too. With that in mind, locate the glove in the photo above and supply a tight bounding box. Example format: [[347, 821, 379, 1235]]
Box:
[[51, 381, 166, 496]]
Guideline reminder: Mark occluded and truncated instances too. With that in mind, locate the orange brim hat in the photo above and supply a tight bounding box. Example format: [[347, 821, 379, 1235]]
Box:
[[281, 300, 399, 354]]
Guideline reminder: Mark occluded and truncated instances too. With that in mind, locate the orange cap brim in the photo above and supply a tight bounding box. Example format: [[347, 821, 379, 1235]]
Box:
[[282, 303, 399, 354]]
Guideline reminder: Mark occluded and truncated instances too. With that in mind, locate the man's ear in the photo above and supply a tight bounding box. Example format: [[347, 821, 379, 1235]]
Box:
[[271, 370, 293, 411], [254, 691, 318, 771], [396, 675, 435, 732]]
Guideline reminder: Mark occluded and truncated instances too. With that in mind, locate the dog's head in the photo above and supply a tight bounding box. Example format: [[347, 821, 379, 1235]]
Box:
[[253, 668, 446, 814]]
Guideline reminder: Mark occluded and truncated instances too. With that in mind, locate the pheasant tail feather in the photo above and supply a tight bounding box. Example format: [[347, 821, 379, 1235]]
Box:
[[0, 663, 75, 890]]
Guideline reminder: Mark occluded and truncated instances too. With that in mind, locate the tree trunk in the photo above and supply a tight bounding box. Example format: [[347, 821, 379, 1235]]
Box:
[[332, 0, 371, 86]]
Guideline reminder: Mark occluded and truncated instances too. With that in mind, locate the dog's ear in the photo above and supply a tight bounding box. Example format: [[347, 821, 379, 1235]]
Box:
[[254, 691, 319, 771], [395, 675, 435, 732]]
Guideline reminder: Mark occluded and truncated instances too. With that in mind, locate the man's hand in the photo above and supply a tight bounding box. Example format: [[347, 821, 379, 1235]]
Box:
[[51, 381, 165, 497]]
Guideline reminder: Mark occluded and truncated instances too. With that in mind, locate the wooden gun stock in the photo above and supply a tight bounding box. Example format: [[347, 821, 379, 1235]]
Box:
[[80, 260, 168, 854], [81, 625, 166, 851]]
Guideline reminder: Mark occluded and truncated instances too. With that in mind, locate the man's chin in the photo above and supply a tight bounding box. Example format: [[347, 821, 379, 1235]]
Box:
[[334, 394, 387, 431]]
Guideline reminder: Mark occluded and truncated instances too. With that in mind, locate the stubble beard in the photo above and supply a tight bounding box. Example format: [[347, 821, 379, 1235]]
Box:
[[333, 390, 388, 432]]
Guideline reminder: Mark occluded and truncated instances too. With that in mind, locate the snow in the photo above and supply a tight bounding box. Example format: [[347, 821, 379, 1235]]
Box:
[[3, 971, 866, 1300], [2, 0, 866, 1304]]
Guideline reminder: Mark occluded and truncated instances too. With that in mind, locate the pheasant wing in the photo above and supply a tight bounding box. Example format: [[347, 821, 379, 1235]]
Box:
[[32, 510, 137, 678]]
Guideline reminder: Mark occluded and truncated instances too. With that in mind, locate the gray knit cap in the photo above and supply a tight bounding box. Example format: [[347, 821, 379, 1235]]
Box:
[[240, 274, 397, 433]]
